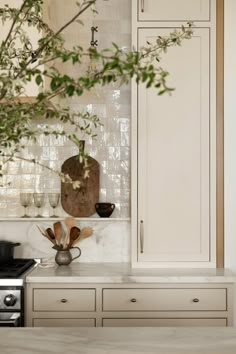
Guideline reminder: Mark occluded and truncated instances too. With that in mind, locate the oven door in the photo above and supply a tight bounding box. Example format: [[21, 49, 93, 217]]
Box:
[[0, 313, 21, 327]]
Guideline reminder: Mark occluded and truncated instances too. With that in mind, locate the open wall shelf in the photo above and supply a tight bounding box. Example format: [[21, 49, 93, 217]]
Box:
[[0, 217, 131, 222]]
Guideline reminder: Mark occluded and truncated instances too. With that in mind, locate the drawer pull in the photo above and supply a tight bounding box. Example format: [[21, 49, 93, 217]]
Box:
[[193, 298, 199, 303], [141, 0, 144, 12], [140, 220, 144, 253], [60, 299, 68, 303], [130, 298, 137, 303]]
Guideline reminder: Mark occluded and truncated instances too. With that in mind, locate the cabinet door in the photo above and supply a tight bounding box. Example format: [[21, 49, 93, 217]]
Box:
[[137, 0, 210, 21], [33, 318, 95, 327], [103, 318, 227, 327], [137, 28, 214, 264]]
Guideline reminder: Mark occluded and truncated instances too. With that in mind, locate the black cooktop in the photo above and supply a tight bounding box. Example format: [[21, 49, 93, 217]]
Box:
[[0, 259, 36, 278]]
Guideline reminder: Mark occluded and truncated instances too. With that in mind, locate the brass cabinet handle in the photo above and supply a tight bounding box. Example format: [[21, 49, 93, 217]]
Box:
[[130, 298, 137, 303], [141, 0, 144, 12], [60, 299, 68, 303], [140, 220, 144, 253], [193, 298, 199, 303]]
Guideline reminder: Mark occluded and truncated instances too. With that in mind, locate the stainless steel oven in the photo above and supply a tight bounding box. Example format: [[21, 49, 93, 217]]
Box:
[[0, 313, 22, 327], [0, 259, 36, 327], [0, 287, 24, 327]]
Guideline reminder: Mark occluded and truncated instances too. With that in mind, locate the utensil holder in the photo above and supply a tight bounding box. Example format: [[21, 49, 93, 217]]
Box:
[[55, 247, 81, 266]]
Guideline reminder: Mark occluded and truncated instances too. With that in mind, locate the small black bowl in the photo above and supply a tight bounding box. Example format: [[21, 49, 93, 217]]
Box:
[[95, 203, 115, 218]]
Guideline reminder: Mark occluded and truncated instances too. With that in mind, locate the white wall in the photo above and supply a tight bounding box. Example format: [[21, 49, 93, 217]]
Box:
[[224, 0, 236, 270]]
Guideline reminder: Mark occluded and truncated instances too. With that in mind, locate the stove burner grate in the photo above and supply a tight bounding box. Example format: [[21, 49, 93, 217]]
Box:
[[0, 259, 36, 278]]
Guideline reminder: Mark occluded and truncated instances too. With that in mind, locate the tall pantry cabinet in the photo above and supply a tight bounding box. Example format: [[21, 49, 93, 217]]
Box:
[[131, 0, 224, 268]]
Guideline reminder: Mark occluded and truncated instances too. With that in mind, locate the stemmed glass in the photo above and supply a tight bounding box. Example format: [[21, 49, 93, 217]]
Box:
[[20, 193, 33, 218], [48, 193, 60, 217], [33, 193, 45, 218]]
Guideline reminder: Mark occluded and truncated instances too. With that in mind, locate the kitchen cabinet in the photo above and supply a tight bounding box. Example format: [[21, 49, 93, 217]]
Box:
[[137, 0, 210, 21], [26, 284, 97, 327], [26, 282, 232, 327], [131, 0, 224, 267]]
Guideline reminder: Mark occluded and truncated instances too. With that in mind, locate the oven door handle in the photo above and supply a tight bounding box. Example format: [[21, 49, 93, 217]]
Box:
[[0, 313, 21, 326]]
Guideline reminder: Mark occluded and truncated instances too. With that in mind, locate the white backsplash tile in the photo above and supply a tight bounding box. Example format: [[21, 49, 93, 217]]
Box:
[[0, 221, 130, 263]]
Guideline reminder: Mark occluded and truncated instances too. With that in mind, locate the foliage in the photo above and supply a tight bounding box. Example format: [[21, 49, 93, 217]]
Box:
[[0, 0, 193, 186]]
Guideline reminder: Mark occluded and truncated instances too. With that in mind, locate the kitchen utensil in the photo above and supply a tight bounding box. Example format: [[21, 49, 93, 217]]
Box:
[[0, 241, 21, 264], [63, 217, 76, 249], [79, 227, 93, 240], [68, 226, 81, 248], [53, 221, 63, 247], [36, 225, 47, 237], [46, 228, 56, 245], [55, 247, 81, 266], [72, 227, 93, 245], [95, 203, 115, 217], [61, 142, 99, 217], [36, 225, 56, 245]]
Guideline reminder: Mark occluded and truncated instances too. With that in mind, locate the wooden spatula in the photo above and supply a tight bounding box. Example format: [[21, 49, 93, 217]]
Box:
[[80, 227, 93, 240], [73, 227, 93, 244], [46, 227, 56, 245], [53, 221, 63, 247], [63, 217, 76, 249]]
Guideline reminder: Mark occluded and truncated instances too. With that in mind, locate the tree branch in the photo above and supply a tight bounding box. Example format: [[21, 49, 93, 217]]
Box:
[[15, 0, 96, 79], [1, 0, 28, 50]]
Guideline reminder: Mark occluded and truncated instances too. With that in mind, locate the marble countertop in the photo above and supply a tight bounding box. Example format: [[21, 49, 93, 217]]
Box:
[[26, 262, 236, 283], [1, 327, 236, 354]]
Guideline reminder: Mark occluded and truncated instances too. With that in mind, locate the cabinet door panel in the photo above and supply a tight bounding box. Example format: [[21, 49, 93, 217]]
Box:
[[138, 28, 211, 263], [103, 318, 227, 327], [33, 318, 95, 327], [138, 0, 210, 21]]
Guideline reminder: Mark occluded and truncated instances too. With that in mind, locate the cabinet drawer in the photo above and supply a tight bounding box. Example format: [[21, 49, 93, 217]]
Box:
[[103, 318, 227, 327], [33, 318, 96, 327], [137, 0, 210, 21], [103, 288, 227, 311], [33, 289, 95, 312]]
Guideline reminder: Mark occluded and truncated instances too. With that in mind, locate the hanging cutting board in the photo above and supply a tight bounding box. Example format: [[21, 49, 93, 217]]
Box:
[[61, 155, 99, 217]]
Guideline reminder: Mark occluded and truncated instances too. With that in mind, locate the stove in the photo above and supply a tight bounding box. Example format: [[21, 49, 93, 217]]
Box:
[[0, 259, 36, 279], [0, 258, 36, 326]]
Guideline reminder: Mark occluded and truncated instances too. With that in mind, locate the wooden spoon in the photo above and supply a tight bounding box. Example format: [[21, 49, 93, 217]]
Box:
[[68, 226, 81, 248], [79, 227, 93, 240], [73, 227, 93, 244], [53, 221, 63, 247], [46, 227, 56, 245], [63, 217, 76, 249], [37, 225, 56, 245]]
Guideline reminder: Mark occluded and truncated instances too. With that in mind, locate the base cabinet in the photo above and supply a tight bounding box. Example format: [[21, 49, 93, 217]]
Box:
[[26, 282, 233, 327]]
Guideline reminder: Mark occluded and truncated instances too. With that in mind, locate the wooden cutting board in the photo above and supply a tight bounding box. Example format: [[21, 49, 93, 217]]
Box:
[[61, 155, 99, 217]]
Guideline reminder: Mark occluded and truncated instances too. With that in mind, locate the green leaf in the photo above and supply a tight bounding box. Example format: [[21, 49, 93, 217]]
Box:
[[35, 75, 43, 86]]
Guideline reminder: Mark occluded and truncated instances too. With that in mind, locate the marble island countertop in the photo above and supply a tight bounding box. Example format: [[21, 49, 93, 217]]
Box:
[[26, 262, 236, 283], [1, 327, 236, 354]]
